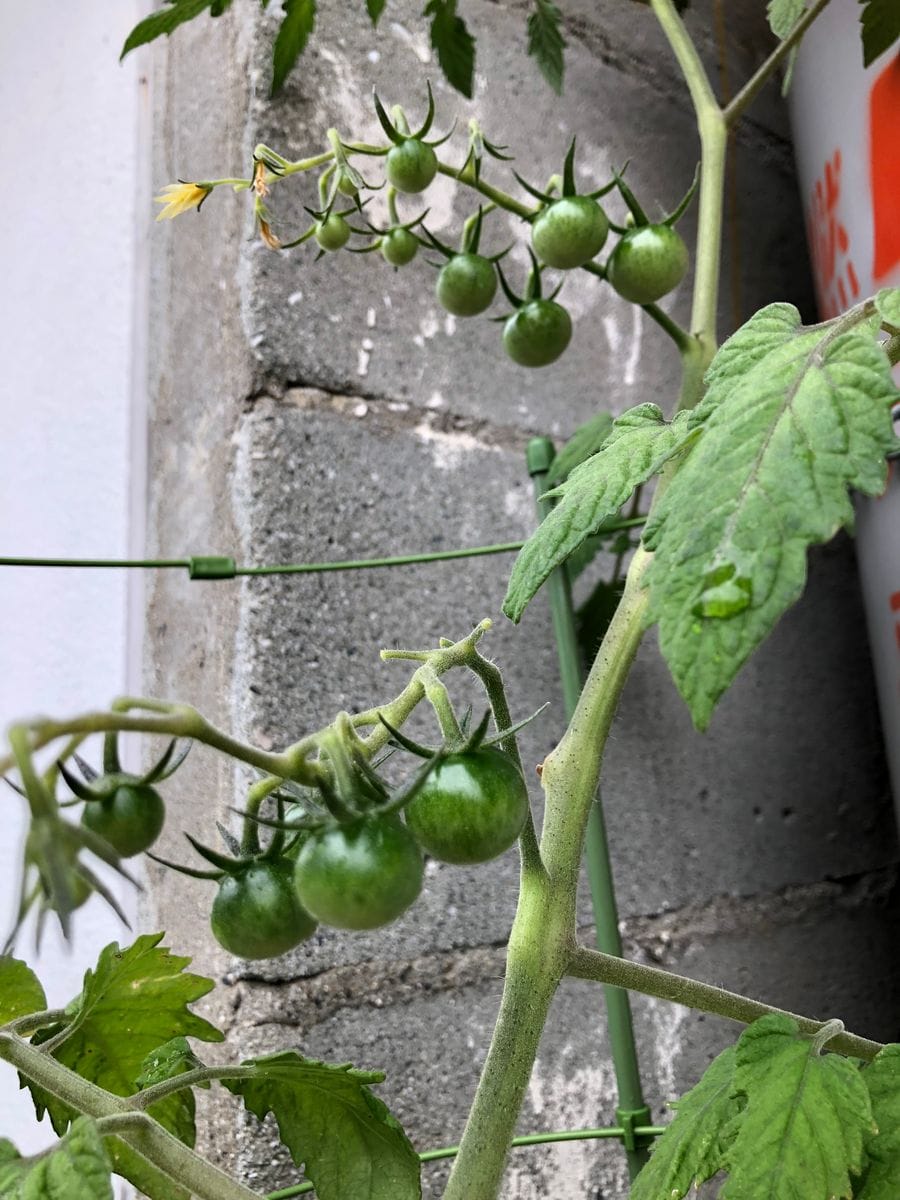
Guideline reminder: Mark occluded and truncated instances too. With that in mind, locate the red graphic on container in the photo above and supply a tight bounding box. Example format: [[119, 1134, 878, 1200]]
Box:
[[871, 56, 900, 283], [892, 590, 900, 653], [807, 149, 860, 318]]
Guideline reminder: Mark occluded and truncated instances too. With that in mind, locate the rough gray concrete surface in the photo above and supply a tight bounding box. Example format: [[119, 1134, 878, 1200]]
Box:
[[143, 1, 900, 1197]]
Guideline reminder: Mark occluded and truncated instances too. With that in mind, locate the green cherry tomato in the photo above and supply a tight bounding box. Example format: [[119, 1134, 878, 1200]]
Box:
[[531, 197, 609, 270], [381, 227, 419, 267], [502, 299, 573, 368], [606, 224, 689, 304], [210, 859, 318, 959], [314, 213, 351, 252], [294, 815, 423, 930], [436, 254, 497, 317], [336, 172, 359, 198], [405, 748, 529, 865], [385, 139, 438, 195], [81, 784, 165, 858]]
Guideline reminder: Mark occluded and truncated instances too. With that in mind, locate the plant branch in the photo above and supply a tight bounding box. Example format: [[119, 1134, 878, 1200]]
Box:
[[723, 0, 833, 127], [3, 1010, 69, 1037], [129, 1065, 259, 1110], [0, 1032, 265, 1200], [566, 946, 883, 1061]]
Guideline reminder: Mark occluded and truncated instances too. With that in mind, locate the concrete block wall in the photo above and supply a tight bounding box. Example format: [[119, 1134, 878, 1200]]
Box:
[[144, 2, 900, 1196]]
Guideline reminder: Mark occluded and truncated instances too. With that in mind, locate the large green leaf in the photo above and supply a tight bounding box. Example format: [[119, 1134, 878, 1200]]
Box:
[[0, 1118, 113, 1199], [424, 1, 476, 99], [121, 0, 228, 58], [721, 1015, 873, 1200], [630, 1046, 739, 1200], [226, 1050, 421, 1200], [504, 404, 695, 622], [644, 304, 898, 730], [25, 935, 222, 1200], [0, 958, 46, 1027], [527, 0, 567, 94], [547, 411, 615, 484], [855, 1045, 900, 1199], [859, 0, 900, 66], [271, 0, 317, 94]]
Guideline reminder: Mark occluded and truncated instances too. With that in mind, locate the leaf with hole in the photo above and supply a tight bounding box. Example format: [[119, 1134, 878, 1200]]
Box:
[[644, 303, 899, 729]]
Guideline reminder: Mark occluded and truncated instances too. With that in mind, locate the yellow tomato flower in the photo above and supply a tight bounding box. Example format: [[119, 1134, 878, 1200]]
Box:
[[154, 181, 212, 221]]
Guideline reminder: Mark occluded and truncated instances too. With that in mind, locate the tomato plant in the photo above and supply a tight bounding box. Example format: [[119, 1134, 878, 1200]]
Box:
[[404, 747, 529, 864], [293, 815, 424, 930], [3, 5, 900, 1200], [210, 859, 317, 959]]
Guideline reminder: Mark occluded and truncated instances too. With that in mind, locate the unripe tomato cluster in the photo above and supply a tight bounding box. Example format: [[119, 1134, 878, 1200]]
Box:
[[300, 131, 689, 370]]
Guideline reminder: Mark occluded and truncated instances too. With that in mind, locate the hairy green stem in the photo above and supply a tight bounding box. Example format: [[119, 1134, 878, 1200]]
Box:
[[0, 1033, 264, 1200], [442, 552, 652, 1200], [129, 1065, 259, 1110], [566, 947, 883, 1062], [650, 0, 726, 352]]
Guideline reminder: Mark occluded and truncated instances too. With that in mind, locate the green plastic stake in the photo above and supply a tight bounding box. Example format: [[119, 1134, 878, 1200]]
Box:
[[528, 436, 653, 1179]]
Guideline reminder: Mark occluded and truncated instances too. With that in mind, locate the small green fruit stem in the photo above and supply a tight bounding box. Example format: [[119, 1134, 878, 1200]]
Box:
[[441, 551, 651, 1200], [421, 670, 463, 742], [0, 1033, 264, 1200]]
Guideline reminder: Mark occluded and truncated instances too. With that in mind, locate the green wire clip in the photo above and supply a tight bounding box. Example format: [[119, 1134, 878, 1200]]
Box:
[[188, 556, 238, 580]]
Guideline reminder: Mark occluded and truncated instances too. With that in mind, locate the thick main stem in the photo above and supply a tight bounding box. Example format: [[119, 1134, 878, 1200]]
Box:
[[441, 553, 652, 1200]]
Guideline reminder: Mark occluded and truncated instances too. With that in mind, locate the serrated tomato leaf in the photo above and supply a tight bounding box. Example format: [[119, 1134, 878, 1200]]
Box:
[[854, 1045, 900, 1199], [24, 935, 221, 1200], [122, 0, 228, 58], [547, 411, 615, 484], [644, 303, 899, 730], [859, 0, 900, 67], [876, 287, 900, 330], [225, 1050, 421, 1200], [527, 0, 566, 94], [631, 1045, 739, 1200], [503, 404, 696, 622], [424, 1, 475, 99], [721, 1014, 873, 1200], [0, 957, 46, 1027], [271, 0, 317, 94], [0, 1117, 113, 1199]]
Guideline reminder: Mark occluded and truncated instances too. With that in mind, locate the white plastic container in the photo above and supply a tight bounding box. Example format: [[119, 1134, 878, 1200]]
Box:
[[790, 5, 900, 805]]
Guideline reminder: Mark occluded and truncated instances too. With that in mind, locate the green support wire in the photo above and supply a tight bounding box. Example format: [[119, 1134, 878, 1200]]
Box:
[[527, 436, 653, 1181]]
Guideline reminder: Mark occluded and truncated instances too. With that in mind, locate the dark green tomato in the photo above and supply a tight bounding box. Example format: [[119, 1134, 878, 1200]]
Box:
[[314, 213, 351, 252], [210, 860, 317, 959], [502, 300, 573, 368], [405, 748, 529, 865], [381, 227, 419, 267], [294, 816, 423, 931], [436, 254, 497, 317], [606, 224, 689, 304], [531, 197, 609, 270], [385, 139, 438, 194], [81, 784, 165, 857]]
